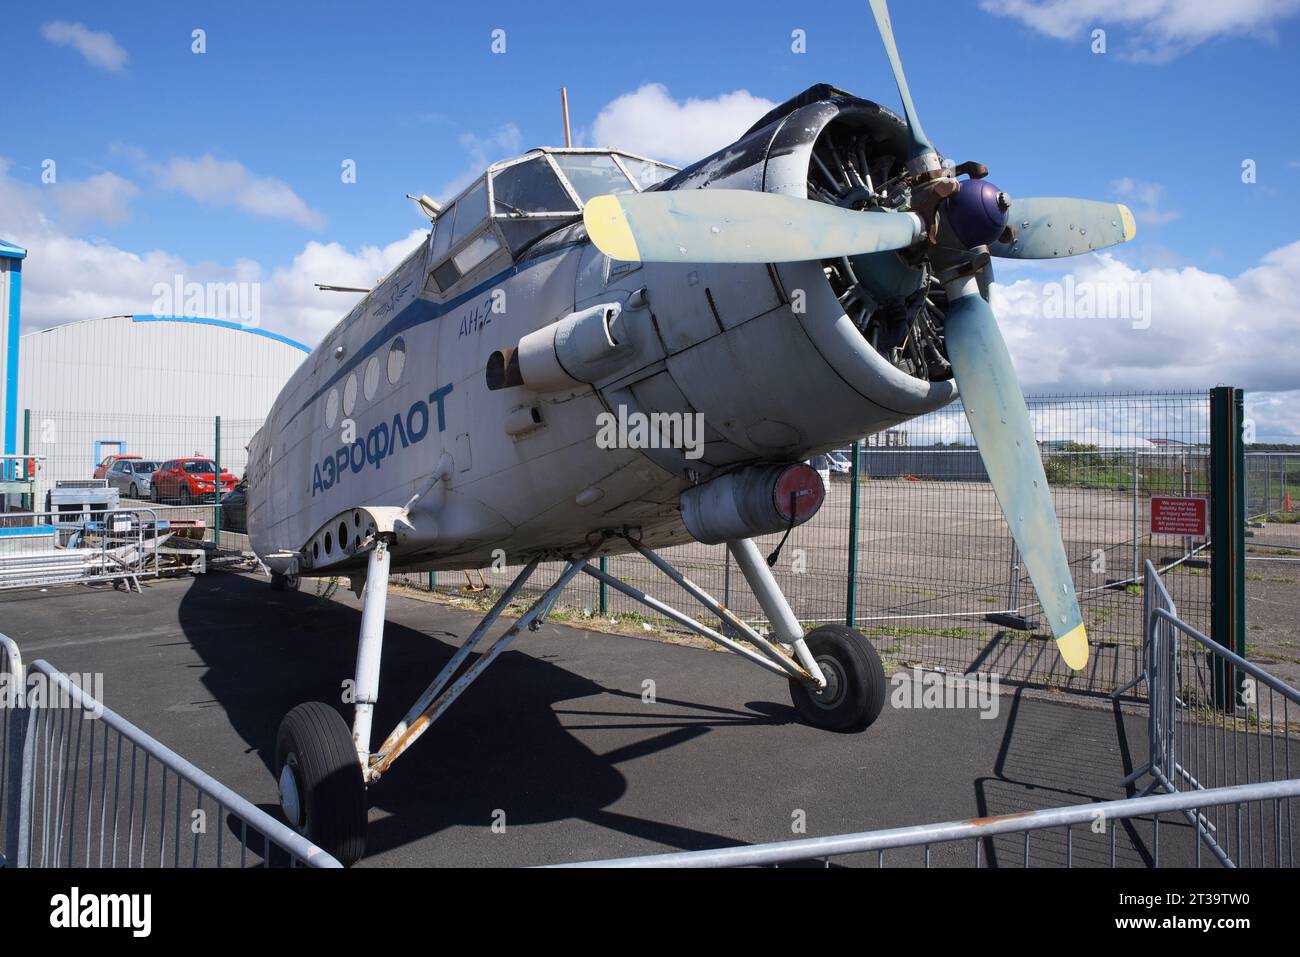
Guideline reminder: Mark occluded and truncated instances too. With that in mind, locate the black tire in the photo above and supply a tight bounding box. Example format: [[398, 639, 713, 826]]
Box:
[[789, 624, 887, 733], [129, 483, 139, 498], [275, 702, 367, 866], [270, 571, 300, 592], [179, 486, 192, 505]]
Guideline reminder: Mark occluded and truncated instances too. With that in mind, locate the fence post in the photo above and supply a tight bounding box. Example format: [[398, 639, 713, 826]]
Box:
[[1209, 386, 1246, 711], [213, 415, 222, 548], [21, 408, 30, 512], [1131, 447, 1140, 583], [845, 439, 860, 628], [598, 556, 609, 615]]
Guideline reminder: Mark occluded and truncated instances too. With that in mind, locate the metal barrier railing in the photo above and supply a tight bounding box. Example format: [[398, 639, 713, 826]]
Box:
[[1118, 559, 1300, 866], [0, 508, 167, 592], [1, 634, 24, 866], [1, 648, 339, 868], [553, 779, 1300, 868]]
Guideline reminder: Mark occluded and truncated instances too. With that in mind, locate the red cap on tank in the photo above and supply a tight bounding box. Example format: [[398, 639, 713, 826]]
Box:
[[773, 463, 825, 523]]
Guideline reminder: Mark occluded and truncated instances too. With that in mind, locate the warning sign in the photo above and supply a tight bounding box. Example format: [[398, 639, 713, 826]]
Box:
[[1150, 496, 1208, 537]]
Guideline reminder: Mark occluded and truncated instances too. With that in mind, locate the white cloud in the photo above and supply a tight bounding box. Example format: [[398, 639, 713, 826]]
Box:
[[981, 0, 1300, 61], [589, 84, 777, 165], [40, 21, 128, 72], [153, 155, 326, 230], [51, 171, 139, 227], [0, 159, 419, 346]]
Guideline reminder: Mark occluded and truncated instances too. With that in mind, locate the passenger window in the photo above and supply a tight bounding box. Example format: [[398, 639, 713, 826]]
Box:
[[451, 179, 487, 246], [492, 158, 577, 214], [552, 154, 635, 202]]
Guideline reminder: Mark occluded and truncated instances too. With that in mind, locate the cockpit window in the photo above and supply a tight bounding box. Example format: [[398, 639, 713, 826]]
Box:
[[619, 156, 675, 189], [552, 154, 635, 202], [451, 179, 488, 246], [429, 203, 457, 260], [492, 158, 578, 215]]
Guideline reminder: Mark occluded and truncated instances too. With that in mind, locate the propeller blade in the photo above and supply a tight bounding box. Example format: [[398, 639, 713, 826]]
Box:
[[868, 0, 934, 159], [944, 291, 1089, 670], [992, 197, 1136, 259], [583, 190, 924, 264]]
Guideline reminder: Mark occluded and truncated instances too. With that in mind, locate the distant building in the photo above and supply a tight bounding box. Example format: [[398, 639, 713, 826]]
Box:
[[865, 428, 908, 448]]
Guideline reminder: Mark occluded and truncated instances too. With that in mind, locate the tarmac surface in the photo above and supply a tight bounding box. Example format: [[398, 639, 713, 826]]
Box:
[[0, 571, 1286, 867]]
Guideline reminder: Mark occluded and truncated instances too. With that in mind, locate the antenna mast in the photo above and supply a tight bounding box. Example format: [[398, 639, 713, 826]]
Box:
[[560, 87, 572, 147]]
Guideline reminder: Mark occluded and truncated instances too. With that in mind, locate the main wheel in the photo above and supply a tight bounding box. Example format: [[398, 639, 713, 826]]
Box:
[[789, 624, 887, 732], [129, 482, 139, 498], [275, 702, 367, 866], [179, 486, 192, 505]]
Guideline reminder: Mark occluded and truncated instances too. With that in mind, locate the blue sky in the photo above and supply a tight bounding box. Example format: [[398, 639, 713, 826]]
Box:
[[4, 0, 1297, 269], [3, 1, 1300, 434]]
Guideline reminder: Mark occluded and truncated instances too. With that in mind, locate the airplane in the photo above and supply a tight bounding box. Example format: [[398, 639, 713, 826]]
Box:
[[246, 0, 1135, 864]]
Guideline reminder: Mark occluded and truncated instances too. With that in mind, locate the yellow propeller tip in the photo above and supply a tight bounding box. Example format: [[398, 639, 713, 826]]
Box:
[[1056, 622, 1089, 671], [1118, 204, 1137, 242], [583, 195, 641, 262]]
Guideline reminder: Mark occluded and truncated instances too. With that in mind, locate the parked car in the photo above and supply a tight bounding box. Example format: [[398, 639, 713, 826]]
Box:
[[220, 479, 248, 533], [806, 454, 832, 490], [104, 458, 160, 499], [152, 458, 239, 504], [827, 450, 853, 478], [93, 454, 141, 480]]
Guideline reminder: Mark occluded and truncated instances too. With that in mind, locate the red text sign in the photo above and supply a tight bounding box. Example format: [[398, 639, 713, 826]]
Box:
[[1150, 496, 1208, 537]]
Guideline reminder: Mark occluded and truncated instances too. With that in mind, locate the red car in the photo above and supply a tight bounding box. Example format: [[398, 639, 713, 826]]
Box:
[[152, 457, 239, 504], [93, 454, 141, 480]]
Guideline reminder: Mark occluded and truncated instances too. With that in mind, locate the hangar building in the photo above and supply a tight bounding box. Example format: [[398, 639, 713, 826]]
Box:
[[17, 314, 310, 505]]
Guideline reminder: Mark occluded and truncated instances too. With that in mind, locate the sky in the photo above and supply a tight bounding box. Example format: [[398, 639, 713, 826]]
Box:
[[2, 0, 1300, 438]]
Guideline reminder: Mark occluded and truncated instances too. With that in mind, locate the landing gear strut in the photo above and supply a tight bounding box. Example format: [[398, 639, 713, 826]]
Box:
[[274, 531, 886, 864]]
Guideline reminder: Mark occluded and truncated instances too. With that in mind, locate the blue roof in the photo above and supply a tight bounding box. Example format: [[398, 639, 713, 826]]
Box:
[[0, 239, 27, 261], [130, 314, 310, 353]]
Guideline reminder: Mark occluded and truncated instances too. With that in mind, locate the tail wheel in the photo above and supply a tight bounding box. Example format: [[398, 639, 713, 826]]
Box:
[[275, 702, 367, 866], [270, 571, 300, 592], [789, 624, 887, 732]]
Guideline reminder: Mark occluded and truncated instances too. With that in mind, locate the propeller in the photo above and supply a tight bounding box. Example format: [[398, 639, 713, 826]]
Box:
[[583, 190, 924, 264], [580, 0, 1144, 671]]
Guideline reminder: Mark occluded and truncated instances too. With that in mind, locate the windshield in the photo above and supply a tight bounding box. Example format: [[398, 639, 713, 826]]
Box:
[[135, 461, 159, 473], [551, 154, 635, 202]]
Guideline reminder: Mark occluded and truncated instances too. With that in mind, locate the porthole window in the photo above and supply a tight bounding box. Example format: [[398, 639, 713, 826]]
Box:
[[343, 373, 358, 415], [338, 522, 349, 550], [324, 531, 333, 554], [325, 389, 339, 428], [363, 356, 381, 401], [387, 337, 407, 384]]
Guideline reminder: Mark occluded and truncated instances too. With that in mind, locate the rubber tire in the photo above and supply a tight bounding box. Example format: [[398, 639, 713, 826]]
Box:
[[129, 483, 139, 498], [788, 624, 887, 733], [275, 702, 367, 866], [270, 571, 300, 592], [179, 486, 192, 505]]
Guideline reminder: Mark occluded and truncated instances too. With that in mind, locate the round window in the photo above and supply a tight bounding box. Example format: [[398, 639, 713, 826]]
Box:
[[363, 356, 381, 401], [387, 337, 407, 384], [343, 373, 358, 415], [325, 389, 339, 428]]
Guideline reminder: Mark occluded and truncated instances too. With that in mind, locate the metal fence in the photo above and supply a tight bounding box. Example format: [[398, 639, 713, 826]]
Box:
[[404, 392, 1223, 699], [0, 640, 339, 868]]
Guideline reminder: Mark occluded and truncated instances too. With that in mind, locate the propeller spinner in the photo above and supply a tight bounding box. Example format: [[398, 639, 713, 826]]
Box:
[[583, 0, 1140, 672]]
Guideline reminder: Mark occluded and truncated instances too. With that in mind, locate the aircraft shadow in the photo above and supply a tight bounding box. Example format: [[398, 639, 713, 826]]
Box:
[[179, 573, 776, 861]]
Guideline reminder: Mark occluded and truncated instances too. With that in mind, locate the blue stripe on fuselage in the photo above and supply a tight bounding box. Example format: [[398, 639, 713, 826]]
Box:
[[283, 243, 578, 431]]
